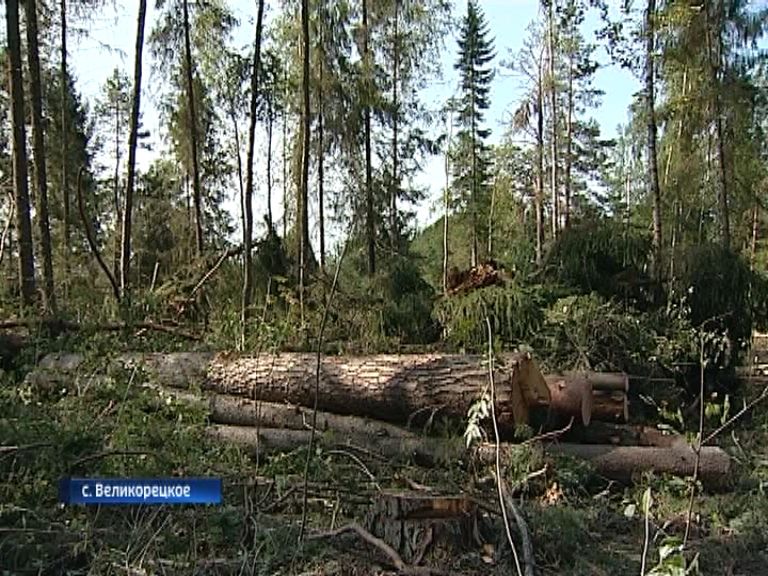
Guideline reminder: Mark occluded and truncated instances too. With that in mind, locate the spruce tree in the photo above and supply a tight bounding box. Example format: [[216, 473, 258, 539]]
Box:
[[453, 0, 495, 267]]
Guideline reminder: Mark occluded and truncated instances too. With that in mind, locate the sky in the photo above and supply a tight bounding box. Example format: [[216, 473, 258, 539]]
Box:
[[66, 0, 641, 243]]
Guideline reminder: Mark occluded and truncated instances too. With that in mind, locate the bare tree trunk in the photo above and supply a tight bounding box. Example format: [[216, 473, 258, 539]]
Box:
[[548, 0, 559, 239], [6, 0, 36, 308], [487, 178, 495, 257], [390, 0, 400, 249], [113, 102, 122, 283], [122, 0, 148, 299], [535, 54, 545, 266], [470, 68, 479, 268], [705, 1, 730, 249], [267, 100, 274, 230], [645, 0, 663, 280], [751, 205, 759, 272], [283, 69, 289, 240], [669, 200, 678, 279], [242, 0, 266, 348], [300, 0, 312, 288], [317, 33, 326, 271], [0, 194, 15, 269], [443, 113, 452, 294], [363, 0, 375, 275], [182, 0, 204, 256], [61, 0, 70, 290], [24, 0, 56, 314], [231, 107, 244, 238], [564, 52, 573, 229]]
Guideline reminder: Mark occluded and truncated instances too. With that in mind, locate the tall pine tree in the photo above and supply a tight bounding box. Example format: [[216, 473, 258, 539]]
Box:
[[453, 0, 495, 267]]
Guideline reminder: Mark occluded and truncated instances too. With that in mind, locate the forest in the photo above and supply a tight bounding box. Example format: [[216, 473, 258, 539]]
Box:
[[2, 0, 768, 574]]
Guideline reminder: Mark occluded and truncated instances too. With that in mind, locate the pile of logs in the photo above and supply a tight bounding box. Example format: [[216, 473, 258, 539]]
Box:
[[26, 351, 733, 489]]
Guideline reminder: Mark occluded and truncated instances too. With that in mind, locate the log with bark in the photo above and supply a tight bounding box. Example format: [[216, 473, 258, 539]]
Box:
[[207, 394, 417, 439], [204, 352, 552, 431], [29, 352, 632, 428], [29, 351, 552, 432], [565, 371, 629, 392], [548, 443, 730, 488], [210, 425, 732, 490], [566, 421, 687, 448]]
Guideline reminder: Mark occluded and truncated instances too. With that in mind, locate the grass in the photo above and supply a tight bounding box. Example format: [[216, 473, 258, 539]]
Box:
[[1, 339, 767, 575]]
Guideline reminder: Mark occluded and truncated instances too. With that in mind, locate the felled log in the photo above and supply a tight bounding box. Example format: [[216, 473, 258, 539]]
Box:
[[211, 425, 732, 489], [591, 389, 629, 423], [542, 374, 593, 426], [548, 444, 731, 489], [564, 371, 628, 392], [207, 425, 462, 469], [205, 352, 551, 431], [564, 421, 687, 448], [208, 394, 417, 439], [29, 352, 638, 428], [543, 372, 628, 423]]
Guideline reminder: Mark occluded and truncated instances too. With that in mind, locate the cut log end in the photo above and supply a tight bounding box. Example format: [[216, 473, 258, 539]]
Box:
[[543, 375, 593, 426]]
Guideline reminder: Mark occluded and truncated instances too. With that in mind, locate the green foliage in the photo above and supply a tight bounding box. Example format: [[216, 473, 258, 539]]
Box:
[[544, 218, 653, 305], [539, 293, 656, 372], [645, 537, 700, 576], [434, 283, 544, 351], [377, 256, 440, 344], [671, 243, 767, 367]]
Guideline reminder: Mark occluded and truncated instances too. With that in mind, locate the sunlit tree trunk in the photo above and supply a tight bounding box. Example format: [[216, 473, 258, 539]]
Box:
[[443, 112, 452, 294], [267, 99, 274, 230], [564, 51, 574, 229], [283, 69, 289, 240], [390, 0, 400, 249], [705, 1, 730, 248], [548, 0, 559, 239], [535, 54, 545, 266], [299, 0, 312, 295], [317, 62, 326, 271], [645, 0, 662, 280], [316, 9, 326, 272], [363, 0, 375, 275]]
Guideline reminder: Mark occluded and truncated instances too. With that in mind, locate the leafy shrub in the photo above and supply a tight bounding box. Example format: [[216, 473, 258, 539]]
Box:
[[434, 283, 544, 350]]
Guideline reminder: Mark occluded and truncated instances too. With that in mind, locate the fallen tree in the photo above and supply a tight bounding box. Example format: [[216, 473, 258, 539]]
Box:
[[203, 352, 551, 430], [29, 351, 552, 431], [27, 352, 629, 428], [207, 394, 418, 439], [210, 425, 732, 490]]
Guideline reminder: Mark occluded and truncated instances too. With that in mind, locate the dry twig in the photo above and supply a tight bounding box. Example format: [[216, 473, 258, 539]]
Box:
[[307, 522, 449, 576]]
